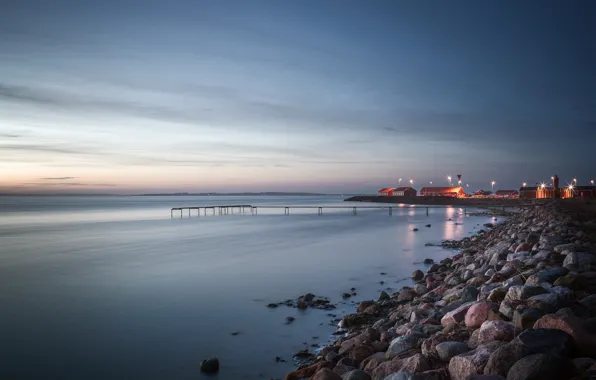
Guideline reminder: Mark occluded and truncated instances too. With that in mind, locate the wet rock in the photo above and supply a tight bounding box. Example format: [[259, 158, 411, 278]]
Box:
[[487, 288, 507, 303], [462, 270, 475, 282], [386, 333, 426, 359], [357, 301, 376, 313], [398, 289, 417, 303], [342, 369, 371, 380], [378, 291, 390, 302], [200, 357, 220, 374], [554, 243, 576, 254], [465, 302, 498, 328], [424, 258, 434, 264], [326, 351, 339, 362], [286, 316, 296, 324], [412, 270, 424, 281], [505, 353, 575, 380], [446, 276, 462, 286], [436, 341, 470, 362], [478, 321, 515, 344], [312, 367, 342, 380], [448, 341, 505, 380]]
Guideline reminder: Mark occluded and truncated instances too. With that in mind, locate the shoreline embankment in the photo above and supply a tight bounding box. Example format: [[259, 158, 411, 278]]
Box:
[[285, 200, 596, 380]]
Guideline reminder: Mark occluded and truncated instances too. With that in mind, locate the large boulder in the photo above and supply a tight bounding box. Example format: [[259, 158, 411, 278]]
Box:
[[484, 328, 571, 377], [512, 307, 544, 330], [465, 302, 498, 328], [412, 270, 425, 281], [461, 285, 480, 303], [349, 345, 376, 363], [342, 369, 371, 380], [448, 341, 504, 380], [487, 242, 512, 265], [563, 252, 595, 271], [534, 313, 596, 358], [505, 353, 575, 380], [478, 321, 515, 344], [386, 333, 426, 359]]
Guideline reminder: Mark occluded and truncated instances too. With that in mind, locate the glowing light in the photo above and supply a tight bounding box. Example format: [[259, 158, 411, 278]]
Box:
[[568, 184, 574, 190], [591, 180, 595, 185], [409, 179, 414, 185], [522, 182, 527, 187], [540, 183, 546, 189], [573, 178, 577, 184], [430, 181, 433, 184]]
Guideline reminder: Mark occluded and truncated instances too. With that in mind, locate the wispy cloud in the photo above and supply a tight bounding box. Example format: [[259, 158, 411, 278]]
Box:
[[40, 177, 77, 180]]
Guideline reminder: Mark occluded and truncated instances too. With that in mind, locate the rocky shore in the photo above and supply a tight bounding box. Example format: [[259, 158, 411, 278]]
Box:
[[284, 201, 596, 380]]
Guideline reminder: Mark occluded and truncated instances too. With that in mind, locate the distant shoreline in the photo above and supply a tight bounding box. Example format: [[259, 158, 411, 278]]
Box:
[[343, 195, 541, 207]]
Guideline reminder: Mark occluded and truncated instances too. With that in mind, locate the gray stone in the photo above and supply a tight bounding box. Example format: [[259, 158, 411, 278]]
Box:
[[447, 276, 462, 286], [463, 270, 474, 281], [436, 341, 470, 362], [499, 299, 515, 319], [448, 341, 505, 380], [573, 357, 596, 372], [200, 357, 220, 374], [414, 283, 428, 295], [485, 269, 496, 277], [554, 243, 576, 254], [563, 252, 595, 271], [412, 270, 424, 281], [512, 308, 544, 330], [505, 285, 547, 302], [461, 286, 480, 303], [487, 242, 512, 265]]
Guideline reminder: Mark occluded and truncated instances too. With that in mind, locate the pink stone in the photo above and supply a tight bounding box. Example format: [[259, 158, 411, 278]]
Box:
[[465, 302, 498, 328], [477, 320, 514, 344], [441, 302, 475, 327]]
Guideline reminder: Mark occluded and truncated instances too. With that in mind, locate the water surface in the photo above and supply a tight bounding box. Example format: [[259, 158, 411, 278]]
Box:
[[0, 196, 493, 379]]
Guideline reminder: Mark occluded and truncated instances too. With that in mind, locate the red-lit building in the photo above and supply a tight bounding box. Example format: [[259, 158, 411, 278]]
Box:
[[393, 187, 417, 197], [420, 186, 465, 198], [473, 190, 492, 197], [378, 187, 395, 196], [573, 186, 596, 199], [495, 190, 519, 198]]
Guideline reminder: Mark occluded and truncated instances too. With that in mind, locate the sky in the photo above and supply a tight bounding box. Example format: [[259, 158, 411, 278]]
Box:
[[1, 0, 594, 194]]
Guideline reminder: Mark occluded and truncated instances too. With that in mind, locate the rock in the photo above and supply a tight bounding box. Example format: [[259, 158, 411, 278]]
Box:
[[413, 228, 419, 232], [573, 357, 596, 372], [414, 283, 428, 295], [487, 242, 511, 265], [487, 288, 507, 303], [580, 294, 596, 317], [286, 316, 295, 324], [505, 353, 575, 380], [350, 345, 376, 363], [441, 302, 475, 326], [382, 372, 412, 380], [498, 299, 515, 320], [358, 301, 376, 313], [386, 336, 415, 359], [512, 308, 544, 330], [478, 321, 515, 344], [326, 351, 339, 362], [424, 258, 434, 264], [526, 293, 564, 314], [398, 289, 417, 303], [516, 243, 532, 252], [372, 354, 430, 380], [462, 270, 474, 282], [312, 367, 342, 380], [378, 291, 390, 302], [342, 369, 372, 380], [334, 364, 357, 376], [485, 269, 496, 277], [534, 313, 596, 358], [554, 243, 576, 254], [447, 276, 462, 286], [200, 357, 220, 374], [484, 343, 530, 377], [448, 341, 504, 380], [436, 341, 470, 362], [465, 302, 498, 328], [428, 264, 440, 273], [563, 252, 595, 271], [514, 328, 571, 356], [468, 376, 505, 380], [505, 285, 548, 302], [461, 286, 480, 303]]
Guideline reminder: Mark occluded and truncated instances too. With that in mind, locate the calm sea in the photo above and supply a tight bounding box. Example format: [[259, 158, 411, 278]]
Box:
[[0, 196, 494, 379]]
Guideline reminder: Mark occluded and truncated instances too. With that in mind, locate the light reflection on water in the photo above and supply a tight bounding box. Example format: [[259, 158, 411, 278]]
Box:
[[0, 196, 493, 379]]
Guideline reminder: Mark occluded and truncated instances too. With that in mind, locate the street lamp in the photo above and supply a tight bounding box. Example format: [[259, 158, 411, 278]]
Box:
[[447, 176, 452, 185], [522, 182, 527, 188], [409, 179, 414, 185], [491, 180, 496, 191], [573, 178, 577, 185], [591, 180, 595, 186], [398, 178, 402, 186]]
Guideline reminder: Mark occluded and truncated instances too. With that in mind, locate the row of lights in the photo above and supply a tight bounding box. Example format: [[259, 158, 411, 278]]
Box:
[[521, 178, 595, 190]]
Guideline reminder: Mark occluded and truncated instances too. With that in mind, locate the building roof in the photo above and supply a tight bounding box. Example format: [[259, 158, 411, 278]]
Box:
[[420, 187, 463, 193], [395, 187, 415, 191], [378, 187, 395, 192], [496, 190, 519, 195], [474, 190, 492, 195], [520, 186, 552, 191], [573, 186, 596, 191]]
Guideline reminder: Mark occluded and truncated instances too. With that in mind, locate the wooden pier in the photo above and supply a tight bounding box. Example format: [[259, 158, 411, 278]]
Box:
[[169, 204, 515, 218]]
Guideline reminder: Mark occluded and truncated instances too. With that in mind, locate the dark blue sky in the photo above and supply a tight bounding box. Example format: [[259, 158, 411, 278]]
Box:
[[1, 0, 594, 193]]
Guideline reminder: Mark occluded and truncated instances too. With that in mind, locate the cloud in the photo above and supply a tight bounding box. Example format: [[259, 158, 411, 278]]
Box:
[[0, 133, 20, 138], [40, 177, 77, 180], [23, 182, 116, 187]]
